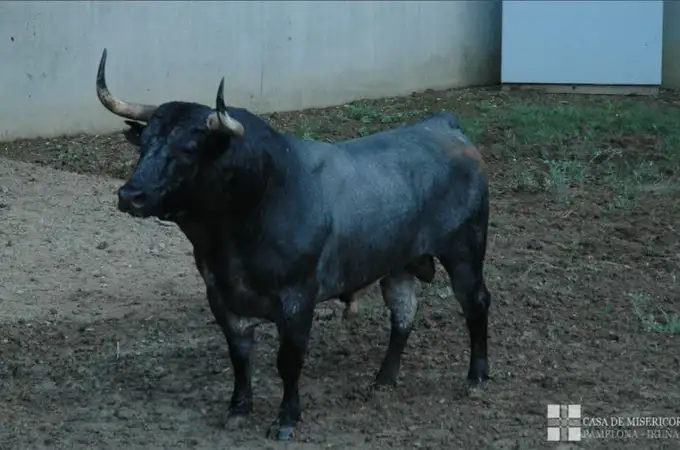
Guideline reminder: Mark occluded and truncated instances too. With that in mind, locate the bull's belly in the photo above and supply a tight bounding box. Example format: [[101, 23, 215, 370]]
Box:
[[317, 233, 426, 300]]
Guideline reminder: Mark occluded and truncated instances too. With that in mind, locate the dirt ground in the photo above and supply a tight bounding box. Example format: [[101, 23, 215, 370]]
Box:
[[1, 87, 679, 450]]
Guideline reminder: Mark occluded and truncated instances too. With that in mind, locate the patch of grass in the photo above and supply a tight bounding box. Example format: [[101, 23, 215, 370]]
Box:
[[469, 93, 680, 205], [543, 159, 587, 204], [342, 103, 417, 136], [629, 292, 680, 334], [507, 163, 541, 192], [293, 120, 324, 141], [344, 104, 384, 122], [603, 159, 678, 210]]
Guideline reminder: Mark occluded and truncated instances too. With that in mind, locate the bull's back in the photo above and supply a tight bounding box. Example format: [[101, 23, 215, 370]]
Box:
[[327, 111, 483, 206], [303, 112, 485, 288], [339, 111, 467, 151]]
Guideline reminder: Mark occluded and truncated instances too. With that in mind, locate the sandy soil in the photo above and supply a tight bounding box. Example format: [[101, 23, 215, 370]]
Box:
[[1, 92, 679, 449]]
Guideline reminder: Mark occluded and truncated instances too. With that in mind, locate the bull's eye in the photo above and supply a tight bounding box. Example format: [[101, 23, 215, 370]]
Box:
[[182, 141, 199, 154]]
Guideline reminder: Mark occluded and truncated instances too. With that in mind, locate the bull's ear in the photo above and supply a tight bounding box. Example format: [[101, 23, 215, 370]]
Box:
[[123, 120, 145, 147]]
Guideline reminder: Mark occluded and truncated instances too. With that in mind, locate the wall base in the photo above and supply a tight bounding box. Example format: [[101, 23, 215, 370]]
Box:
[[501, 83, 659, 96]]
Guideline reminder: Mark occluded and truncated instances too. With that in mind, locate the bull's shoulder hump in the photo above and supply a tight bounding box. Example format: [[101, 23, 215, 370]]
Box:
[[291, 139, 345, 169], [293, 139, 341, 155]]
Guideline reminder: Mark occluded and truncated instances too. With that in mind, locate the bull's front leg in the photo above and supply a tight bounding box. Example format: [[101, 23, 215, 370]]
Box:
[[206, 287, 256, 426], [224, 312, 257, 422], [268, 295, 315, 441]]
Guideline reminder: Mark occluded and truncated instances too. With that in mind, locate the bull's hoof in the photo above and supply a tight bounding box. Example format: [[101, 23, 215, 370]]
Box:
[[276, 425, 296, 441], [223, 413, 249, 430], [468, 375, 489, 384], [466, 374, 491, 396], [372, 380, 397, 391], [373, 371, 398, 389], [266, 422, 296, 441], [467, 372, 491, 386], [369, 379, 397, 401]]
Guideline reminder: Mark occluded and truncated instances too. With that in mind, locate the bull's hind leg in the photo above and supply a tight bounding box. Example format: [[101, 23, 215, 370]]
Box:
[[439, 243, 491, 386], [374, 270, 419, 387]]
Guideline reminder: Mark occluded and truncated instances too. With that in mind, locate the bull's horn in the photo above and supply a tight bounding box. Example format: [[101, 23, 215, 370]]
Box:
[[96, 48, 158, 122], [206, 77, 244, 137]]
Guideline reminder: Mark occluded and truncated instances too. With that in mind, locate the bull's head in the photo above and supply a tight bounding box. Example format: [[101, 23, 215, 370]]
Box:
[[96, 48, 245, 219]]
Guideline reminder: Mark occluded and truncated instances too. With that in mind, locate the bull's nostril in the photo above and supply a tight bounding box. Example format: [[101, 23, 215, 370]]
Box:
[[129, 191, 146, 207], [118, 185, 147, 211]]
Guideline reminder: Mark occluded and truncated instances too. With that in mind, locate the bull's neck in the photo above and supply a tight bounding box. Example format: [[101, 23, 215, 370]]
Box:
[[194, 135, 300, 220]]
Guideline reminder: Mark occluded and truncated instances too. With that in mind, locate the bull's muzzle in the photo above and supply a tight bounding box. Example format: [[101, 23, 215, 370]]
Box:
[[117, 184, 149, 217]]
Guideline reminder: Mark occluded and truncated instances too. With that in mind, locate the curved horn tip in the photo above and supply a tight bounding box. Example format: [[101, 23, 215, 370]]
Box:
[[215, 77, 226, 110], [97, 48, 108, 80]]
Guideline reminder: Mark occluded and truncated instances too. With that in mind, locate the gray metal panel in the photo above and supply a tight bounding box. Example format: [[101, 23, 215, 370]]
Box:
[[501, 0, 663, 85]]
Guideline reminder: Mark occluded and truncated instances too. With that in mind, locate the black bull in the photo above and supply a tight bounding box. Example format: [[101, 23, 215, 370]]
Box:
[[96, 49, 492, 440]]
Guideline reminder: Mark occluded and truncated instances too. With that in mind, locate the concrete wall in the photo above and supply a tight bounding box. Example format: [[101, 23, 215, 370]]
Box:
[[0, 1, 502, 141], [662, 0, 680, 88]]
